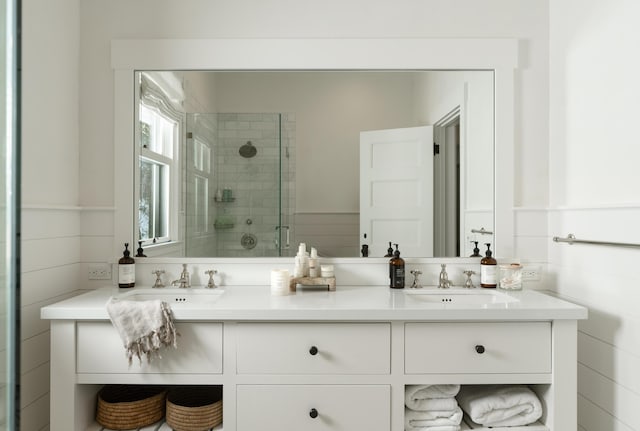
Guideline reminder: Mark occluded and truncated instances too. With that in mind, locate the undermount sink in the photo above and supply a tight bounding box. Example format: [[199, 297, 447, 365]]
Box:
[[404, 288, 518, 305], [115, 288, 225, 305]]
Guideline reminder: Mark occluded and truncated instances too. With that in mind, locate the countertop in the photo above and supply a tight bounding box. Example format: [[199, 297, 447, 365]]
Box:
[[41, 285, 588, 321]]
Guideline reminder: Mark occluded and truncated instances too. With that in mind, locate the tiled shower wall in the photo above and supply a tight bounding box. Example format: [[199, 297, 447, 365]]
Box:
[[185, 113, 295, 257]]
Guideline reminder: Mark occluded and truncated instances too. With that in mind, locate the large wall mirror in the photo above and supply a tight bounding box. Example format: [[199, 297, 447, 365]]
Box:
[[113, 39, 517, 260], [135, 70, 494, 258]]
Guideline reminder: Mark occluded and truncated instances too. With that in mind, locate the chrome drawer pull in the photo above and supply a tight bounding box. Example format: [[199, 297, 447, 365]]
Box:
[[475, 345, 485, 354], [309, 408, 319, 418], [309, 346, 319, 356]]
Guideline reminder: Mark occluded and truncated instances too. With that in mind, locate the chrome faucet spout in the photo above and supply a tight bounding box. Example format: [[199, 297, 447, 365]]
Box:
[[171, 263, 191, 288], [438, 264, 452, 289]]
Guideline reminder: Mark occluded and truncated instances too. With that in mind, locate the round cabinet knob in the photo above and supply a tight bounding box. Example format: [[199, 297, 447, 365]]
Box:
[[309, 346, 319, 356], [309, 408, 319, 419], [475, 344, 485, 354]]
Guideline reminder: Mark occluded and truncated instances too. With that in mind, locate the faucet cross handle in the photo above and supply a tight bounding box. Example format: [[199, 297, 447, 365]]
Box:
[[151, 270, 165, 288], [463, 270, 476, 289], [204, 270, 218, 289], [409, 270, 423, 289]]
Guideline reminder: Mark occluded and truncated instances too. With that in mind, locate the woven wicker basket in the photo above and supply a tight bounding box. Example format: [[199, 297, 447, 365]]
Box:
[[166, 386, 223, 431], [96, 385, 167, 430]]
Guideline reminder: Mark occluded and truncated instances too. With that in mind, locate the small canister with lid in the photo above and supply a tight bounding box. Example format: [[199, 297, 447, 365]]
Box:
[[498, 263, 523, 290]]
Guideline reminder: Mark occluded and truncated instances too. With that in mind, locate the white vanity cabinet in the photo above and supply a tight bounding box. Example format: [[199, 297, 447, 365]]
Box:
[[42, 287, 586, 431]]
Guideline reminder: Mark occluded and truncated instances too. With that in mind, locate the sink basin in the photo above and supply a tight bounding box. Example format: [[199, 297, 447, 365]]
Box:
[[404, 289, 518, 305], [115, 288, 225, 305]]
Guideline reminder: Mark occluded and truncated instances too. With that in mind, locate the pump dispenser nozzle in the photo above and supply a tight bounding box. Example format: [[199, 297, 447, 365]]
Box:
[[385, 241, 394, 257], [470, 241, 481, 257]]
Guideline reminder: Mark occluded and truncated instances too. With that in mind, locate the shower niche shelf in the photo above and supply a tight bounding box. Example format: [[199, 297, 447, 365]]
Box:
[[214, 197, 235, 203], [214, 222, 235, 230]]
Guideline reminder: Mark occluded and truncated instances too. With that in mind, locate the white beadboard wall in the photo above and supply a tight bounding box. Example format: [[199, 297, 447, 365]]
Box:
[[21, 208, 82, 431], [549, 0, 640, 429], [547, 207, 640, 431]]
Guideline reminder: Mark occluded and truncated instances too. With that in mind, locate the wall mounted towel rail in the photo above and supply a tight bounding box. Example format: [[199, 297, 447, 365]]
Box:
[[553, 233, 640, 249], [471, 228, 493, 235]]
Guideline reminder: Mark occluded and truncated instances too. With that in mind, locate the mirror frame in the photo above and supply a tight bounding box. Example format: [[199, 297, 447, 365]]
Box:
[[112, 38, 518, 259]]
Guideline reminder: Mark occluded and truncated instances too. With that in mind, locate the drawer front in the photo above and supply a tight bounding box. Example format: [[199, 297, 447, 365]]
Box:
[[236, 323, 390, 374], [405, 322, 551, 374], [77, 321, 223, 374], [237, 385, 390, 431]]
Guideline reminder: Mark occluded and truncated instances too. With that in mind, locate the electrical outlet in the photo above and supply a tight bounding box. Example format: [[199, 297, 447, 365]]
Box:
[[521, 266, 541, 281], [88, 264, 112, 280]]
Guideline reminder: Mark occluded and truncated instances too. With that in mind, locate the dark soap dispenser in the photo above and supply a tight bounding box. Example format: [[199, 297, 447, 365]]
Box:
[[480, 243, 497, 288], [470, 241, 481, 257], [389, 244, 406, 289], [118, 243, 136, 288]]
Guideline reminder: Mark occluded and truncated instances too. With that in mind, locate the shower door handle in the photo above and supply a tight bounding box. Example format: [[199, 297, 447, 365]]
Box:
[[282, 225, 290, 249], [276, 225, 290, 250]]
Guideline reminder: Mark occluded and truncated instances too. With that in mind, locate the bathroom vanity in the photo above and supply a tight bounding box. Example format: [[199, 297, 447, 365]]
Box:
[[41, 285, 587, 431]]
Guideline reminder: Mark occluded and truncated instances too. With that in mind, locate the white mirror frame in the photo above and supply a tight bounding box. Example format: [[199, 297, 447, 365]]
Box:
[[112, 38, 517, 259]]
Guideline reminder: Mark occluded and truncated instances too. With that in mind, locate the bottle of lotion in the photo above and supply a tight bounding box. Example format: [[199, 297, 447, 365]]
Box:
[[118, 243, 135, 288], [480, 243, 497, 288], [389, 244, 405, 289], [308, 247, 319, 278]]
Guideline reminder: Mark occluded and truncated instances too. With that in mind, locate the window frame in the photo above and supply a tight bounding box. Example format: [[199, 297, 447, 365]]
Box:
[[134, 75, 183, 249]]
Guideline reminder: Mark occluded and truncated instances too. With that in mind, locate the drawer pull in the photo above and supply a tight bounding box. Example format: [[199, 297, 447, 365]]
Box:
[[309, 408, 319, 418], [475, 344, 485, 354], [309, 346, 319, 356]]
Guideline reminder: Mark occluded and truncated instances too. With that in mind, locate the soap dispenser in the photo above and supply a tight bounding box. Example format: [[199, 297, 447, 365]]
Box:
[[480, 243, 497, 288], [470, 241, 481, 257], [389, 244, 405, 289], [118, 243, 135, 288], [385, 241, 394, 257]]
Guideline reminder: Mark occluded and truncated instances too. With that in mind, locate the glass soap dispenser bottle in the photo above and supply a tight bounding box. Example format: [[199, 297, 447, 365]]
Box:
[[389, 244, 405, 289], [118, 243, 135, 288], [480, 243, 497, 288]]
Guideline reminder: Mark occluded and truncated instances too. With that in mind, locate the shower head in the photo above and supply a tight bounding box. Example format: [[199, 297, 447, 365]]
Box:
[[239, 140, 257, 158]]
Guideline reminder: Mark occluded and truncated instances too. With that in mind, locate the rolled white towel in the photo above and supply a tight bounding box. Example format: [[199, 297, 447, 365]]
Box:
[[406, 384, 461, 401], [405, 406, 462, 431], [406, 396, 459, 412], [456, 385, 542, 427]]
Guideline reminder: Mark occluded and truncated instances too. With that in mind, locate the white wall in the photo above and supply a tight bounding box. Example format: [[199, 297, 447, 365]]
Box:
[[548, 0, 640, 430], [21, 0, 81, 430]]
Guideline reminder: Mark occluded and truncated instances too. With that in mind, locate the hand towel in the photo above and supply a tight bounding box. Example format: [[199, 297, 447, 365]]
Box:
[[106, 297, 178, 365], [405, 407, 462, 431], [406, 385, 461, 411], [456, 385, 542, 427]]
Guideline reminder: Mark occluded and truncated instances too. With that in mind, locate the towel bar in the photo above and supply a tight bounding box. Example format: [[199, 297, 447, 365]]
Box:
[[552, 233, 640, 249]]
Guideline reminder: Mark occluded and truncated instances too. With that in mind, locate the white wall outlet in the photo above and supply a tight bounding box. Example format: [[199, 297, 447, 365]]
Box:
[[521, 265, 542, 281], [88, 264, 112, 280]]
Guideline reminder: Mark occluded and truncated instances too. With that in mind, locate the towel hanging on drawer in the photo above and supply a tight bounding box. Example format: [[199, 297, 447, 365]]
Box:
[[106, 298, 178, 365]]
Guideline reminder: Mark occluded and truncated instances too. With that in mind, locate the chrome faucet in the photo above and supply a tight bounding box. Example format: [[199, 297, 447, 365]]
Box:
[[438, 264, 452, 289], [171, 264, 191, 288], [409, 270, 423, 289]]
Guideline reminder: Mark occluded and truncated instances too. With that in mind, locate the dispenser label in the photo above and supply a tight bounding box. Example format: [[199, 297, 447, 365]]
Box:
[[480, 265, 497, 285], [391, 267, 405, 288], [119, 264, 135, 284]]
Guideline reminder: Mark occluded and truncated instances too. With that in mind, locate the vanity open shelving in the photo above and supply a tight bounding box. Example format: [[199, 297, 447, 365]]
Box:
[[41, 285, 586, 431]]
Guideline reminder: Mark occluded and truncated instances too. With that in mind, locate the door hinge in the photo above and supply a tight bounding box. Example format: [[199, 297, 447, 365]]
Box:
[[433, 143, 440, 155]]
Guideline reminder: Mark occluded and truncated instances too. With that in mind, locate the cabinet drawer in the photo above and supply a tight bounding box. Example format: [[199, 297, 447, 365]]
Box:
[[236, 323, 390, 374], [237, 385, 390, 431], [405, 322, 551, 374], [77, 321, 223, 374]]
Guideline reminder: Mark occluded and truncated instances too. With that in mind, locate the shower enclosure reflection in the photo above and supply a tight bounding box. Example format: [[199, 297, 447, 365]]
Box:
[[184, 113, 295, 257]]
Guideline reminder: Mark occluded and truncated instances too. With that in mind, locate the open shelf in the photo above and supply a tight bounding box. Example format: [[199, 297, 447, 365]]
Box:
[[87, 421, 223, 431]]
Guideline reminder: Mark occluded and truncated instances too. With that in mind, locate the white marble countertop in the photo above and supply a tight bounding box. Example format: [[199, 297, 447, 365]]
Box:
[[41, 285, 587, 321]]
